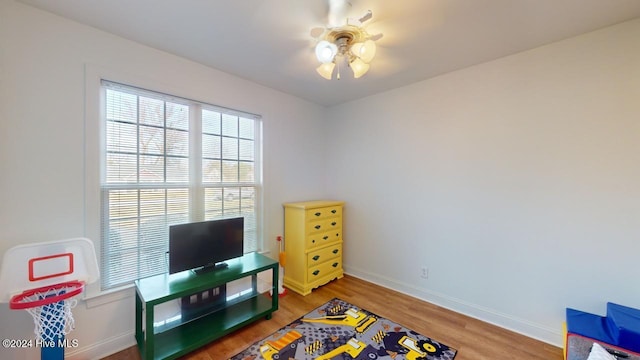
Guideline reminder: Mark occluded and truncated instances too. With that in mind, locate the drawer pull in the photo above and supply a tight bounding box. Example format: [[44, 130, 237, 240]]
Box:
[[314, 212, 321, 217], [331, 209, 337, 214], [312, 239, 316, 243], [331, 222, 337, 226], [313, 270, 320, 276], [332, 249, 339, 254], [315, 225, 321, 230], [313, 255, 320, 261], [323, 236, 329, 240], [332, 262, 339, 268]]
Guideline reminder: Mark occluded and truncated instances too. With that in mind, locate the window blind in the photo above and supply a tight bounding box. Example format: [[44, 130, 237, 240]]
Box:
[[100, 80, 262, 290]]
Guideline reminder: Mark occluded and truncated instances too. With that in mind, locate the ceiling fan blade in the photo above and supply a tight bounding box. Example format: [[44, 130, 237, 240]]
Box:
[[310, 27, 326, 38], [328, 0, 351, 26], [303, 0, 329, 25], [369, 33, 384, 41], [358, 10, 372, 24]]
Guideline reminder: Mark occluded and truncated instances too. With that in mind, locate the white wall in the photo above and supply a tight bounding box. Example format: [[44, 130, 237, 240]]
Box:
[[0, 1, 326, 359], [325, 18, 640, 345]]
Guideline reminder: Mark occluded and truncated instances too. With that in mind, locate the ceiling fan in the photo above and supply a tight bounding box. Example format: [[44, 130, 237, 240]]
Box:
[[309, 0, 381, 80]]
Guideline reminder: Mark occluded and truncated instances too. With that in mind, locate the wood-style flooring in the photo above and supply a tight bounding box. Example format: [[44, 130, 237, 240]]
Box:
[[102, 275, 563, 360]]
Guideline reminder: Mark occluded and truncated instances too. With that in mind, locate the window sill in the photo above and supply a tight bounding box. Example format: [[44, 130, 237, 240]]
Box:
[[84, 283, 135, 309]]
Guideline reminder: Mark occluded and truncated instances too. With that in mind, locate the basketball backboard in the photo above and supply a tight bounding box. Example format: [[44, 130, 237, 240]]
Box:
[[0, 237, 99, 303]]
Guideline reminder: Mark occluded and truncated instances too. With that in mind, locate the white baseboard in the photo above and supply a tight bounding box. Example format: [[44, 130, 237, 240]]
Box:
[[343, 265, 563, 347], [66, 330, 136, 360]]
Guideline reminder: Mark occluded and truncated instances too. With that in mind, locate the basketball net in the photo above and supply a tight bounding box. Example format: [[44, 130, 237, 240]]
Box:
[[12, 283, 82, 343]]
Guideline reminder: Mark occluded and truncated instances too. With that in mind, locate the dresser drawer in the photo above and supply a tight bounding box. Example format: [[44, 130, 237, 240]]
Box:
[[306, 218, 341, 234], [306, 229, 341, 248], [306, 206, 342, 220], [308, 259, 342, 281], [307, 244, 342, 266]]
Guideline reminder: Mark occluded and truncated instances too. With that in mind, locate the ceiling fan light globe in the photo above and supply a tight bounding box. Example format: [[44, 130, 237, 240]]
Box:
[[316, 62, 336, 80], [355, 39, 376, 63], [315, 40, 338, 63], [350, 58, 370, 78], [350, 42, 364, 57]]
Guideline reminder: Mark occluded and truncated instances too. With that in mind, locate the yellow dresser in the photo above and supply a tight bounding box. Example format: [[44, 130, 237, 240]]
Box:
[[283, 200, 345, 295]]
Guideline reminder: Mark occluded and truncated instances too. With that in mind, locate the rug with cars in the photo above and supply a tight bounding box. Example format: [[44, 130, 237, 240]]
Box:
[[229, 297, 457, 360]]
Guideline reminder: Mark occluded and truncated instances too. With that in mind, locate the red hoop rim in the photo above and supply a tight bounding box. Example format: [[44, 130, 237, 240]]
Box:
[[9, 280, 85, 310]]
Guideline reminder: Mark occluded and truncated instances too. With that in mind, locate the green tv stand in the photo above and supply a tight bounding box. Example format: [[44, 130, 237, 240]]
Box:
[[135, 252, 279, 360]]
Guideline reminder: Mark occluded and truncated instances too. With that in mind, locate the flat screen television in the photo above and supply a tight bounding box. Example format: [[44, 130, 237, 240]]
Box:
[[169, 217, 244, 274]]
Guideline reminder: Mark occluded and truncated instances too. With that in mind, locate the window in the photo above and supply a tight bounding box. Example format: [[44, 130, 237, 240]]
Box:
[[100, 80, 262, 290]]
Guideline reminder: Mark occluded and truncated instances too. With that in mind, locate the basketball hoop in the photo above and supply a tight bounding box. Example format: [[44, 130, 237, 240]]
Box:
[[9, 281, 84, 343], [10, 281, 84, 310], [0, 238, 100, 359]]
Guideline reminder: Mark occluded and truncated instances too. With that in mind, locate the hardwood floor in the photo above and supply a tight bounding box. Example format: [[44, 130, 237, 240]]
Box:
[[103, 275, 563, 360]]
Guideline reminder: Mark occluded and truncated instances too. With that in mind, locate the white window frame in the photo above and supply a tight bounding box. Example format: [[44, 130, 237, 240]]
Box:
[[84, 66, 263, 295]]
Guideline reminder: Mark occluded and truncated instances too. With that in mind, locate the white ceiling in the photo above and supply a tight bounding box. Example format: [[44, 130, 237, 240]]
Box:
[[18, 0, 640, 106]]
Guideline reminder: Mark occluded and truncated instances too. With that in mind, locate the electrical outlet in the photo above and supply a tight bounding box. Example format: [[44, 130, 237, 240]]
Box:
[[420, 267, 429, 279]]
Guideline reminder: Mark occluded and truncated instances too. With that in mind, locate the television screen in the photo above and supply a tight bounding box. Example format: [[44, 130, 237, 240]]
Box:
[[169, 217, 244, 274]]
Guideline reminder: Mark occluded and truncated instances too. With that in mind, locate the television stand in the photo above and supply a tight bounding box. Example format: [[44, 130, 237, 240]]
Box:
[[135, 253, 278, 360]]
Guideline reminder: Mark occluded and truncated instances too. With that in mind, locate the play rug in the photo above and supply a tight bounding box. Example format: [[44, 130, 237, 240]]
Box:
[[229, 297, 457, 360]]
